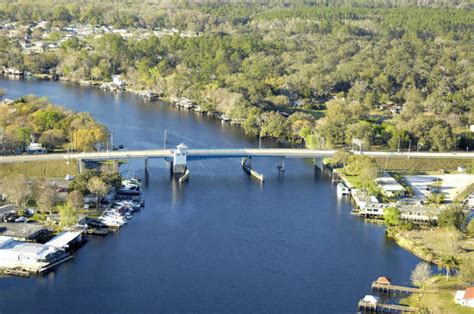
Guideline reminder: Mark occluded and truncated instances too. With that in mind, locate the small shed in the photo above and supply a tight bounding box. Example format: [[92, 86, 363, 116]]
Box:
[[376, 276, 391, 285]]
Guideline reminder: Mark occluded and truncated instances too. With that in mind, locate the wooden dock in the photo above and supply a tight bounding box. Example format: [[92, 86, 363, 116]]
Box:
[[371, 282, 421, 294], [358, 300, 418, 313]]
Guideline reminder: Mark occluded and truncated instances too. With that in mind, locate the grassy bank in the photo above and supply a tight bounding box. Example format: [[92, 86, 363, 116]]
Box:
[[387, 227, 474, 267], [0, 160, 77, 178], [401, 276, 474, 313], [373, 157, 473, 172]]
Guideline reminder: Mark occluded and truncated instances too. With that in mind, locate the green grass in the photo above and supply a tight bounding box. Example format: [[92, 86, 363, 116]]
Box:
[[0, 160, 77, 178], [374, 157, 474, 172], [401, 276, 474, 314]]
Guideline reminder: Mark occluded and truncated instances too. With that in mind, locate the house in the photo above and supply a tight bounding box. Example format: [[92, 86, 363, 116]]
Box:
[[455, 287, 474, 308], [376, 276, 391, 285], [0, 223, 49, 242], [376, 173, 405, 197]]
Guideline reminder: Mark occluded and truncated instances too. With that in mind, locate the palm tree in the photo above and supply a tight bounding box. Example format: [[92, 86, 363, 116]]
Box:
[[439, 255, 460, 281]]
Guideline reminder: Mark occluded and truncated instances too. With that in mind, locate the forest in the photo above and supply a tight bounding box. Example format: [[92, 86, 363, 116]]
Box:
[[0, 0, 473, 151]]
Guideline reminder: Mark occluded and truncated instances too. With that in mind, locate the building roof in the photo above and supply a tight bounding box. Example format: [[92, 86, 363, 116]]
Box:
[[464, 287, 474, 300], [45, 229, 84, 249], [0, 223, 46, 239], [376, 276, 391, 284], [362, 295, 379, 304], [376, 173, 405, 192]]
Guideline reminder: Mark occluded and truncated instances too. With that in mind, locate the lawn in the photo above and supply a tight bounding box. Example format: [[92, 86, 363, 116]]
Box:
[[0, 160, 77, 178], [401, 276, 474, 313]]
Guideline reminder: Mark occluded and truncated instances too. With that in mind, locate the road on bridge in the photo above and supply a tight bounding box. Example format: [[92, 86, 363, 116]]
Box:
[[0, 148, 473, 163]]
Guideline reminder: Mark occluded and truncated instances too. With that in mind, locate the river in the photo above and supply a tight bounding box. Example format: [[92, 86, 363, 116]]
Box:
[[0, 77, 421, 313]]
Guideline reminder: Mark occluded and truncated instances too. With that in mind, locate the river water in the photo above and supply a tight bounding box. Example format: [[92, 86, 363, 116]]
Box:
[[0, 77, 421, 313]]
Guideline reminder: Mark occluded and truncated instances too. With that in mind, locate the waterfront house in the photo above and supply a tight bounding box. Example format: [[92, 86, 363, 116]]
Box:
[[455, 287, 474, 308]]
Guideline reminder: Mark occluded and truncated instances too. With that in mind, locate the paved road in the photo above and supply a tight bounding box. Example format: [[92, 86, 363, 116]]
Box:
[[0, 148, 473, 163]]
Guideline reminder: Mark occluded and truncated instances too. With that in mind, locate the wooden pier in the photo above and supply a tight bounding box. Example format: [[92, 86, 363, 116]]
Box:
[[358, 300, 418, 313], [371, 281, 421, 294]]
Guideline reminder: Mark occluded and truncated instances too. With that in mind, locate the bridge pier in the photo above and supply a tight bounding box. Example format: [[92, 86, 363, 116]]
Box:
[[314, 157, 323, 171], [144, 158, 149, 179], [277, 157, 285, 172]]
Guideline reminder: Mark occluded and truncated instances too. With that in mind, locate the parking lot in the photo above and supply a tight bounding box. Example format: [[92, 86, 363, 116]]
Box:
[[403, 173, 474, 202]]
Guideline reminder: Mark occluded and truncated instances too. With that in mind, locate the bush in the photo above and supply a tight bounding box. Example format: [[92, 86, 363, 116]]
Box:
[[437, 205, 466, 230], [384, 206, 401, 227]]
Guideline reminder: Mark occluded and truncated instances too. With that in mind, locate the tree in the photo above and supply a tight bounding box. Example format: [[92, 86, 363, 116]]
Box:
[[87, 177, 109, 209], [426, 192, 445, 205], [410, 262, 432, 288], [437, 205, 466, 230], [58, 203, 78, 227], [33, 180, 57, 214], [384, 206, 401, 227], [438, 255, 460, 281], [39, 129, 66, 151], [67, 190, 84, 211], [0, 174, 32, 209]]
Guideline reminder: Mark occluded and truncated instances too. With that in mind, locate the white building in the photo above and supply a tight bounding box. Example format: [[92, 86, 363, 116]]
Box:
[[376, 172, 405, 197], [0, 236, 70, 272], [112, 75, 125, 88], [455, 287, 474, 307]]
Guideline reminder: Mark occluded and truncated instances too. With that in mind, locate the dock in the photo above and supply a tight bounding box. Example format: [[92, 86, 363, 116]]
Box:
[[372, 281, 421, 294], [358, 300, 418, 313]]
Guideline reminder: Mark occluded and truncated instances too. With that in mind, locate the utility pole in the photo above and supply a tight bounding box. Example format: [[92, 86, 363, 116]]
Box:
[[258, 130, 262, 149], [164, 129, 168, 149], [397, 137, 401, 153]]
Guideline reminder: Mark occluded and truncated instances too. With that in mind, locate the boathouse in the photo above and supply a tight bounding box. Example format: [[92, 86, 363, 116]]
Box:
[[376, 276, 392, 285]]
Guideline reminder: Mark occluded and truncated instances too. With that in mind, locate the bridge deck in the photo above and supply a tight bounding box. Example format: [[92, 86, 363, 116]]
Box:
[[0, 148, 473, 163]]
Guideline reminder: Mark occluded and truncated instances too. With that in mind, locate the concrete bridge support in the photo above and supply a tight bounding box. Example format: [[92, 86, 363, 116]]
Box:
[[314, 157, 324, 171], [144, 158, 150, 179], [277, 157, 285, 172]]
